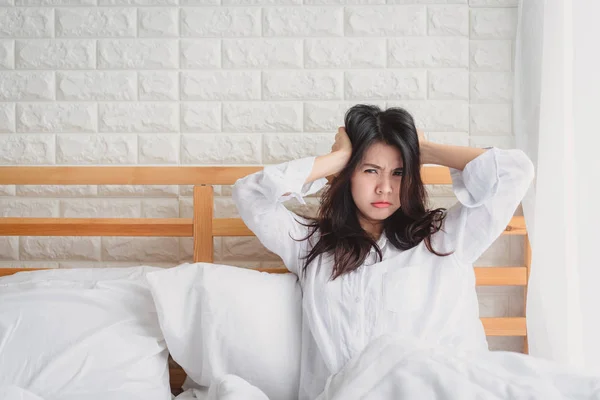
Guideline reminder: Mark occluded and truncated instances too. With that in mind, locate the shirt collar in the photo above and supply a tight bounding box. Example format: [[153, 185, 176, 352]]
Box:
[[369, 232, 388, 254]]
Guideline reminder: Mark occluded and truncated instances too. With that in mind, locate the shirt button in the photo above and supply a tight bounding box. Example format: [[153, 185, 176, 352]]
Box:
[[355, 296, 361, 303]]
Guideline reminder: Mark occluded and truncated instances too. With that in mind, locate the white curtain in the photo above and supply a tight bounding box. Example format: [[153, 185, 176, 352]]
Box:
[[514, 0, 600, 372]]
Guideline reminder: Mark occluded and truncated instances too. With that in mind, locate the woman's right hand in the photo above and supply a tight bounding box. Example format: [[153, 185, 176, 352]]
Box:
[[306, 126, 353, 185], [325, 127, 352, 183], [331, 126, 352, 157]]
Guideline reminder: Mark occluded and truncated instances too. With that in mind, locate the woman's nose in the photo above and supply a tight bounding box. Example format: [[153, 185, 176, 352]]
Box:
[[376, 177, 393, 194]]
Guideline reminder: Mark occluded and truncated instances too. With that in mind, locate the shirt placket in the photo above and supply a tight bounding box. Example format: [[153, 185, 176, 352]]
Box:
[[357, 266, 366, 354]]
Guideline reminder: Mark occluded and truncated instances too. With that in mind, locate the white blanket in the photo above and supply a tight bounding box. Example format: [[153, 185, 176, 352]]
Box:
[[316, 334, 600, 400], [173, 375, 268, 400], [175, 334, 600, 400], [0, 386, 45, 400]]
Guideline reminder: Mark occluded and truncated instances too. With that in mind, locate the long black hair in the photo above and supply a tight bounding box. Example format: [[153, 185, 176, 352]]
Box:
[[297, 104, 452, 280]]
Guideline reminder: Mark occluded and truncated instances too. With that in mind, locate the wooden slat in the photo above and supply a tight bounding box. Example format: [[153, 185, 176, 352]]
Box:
[[474, 267, 527, 286], [214, 217, 526, 237], [0, 165, 453, 185], [503, 216, 527, 235], [481, 317, 527, 336], [0, 266, 528, 337], [193, 186, 213, 263], [0, 216, 527, 238], [0, 267, 51, 277], [0, 218, 193, 236], [213, 218, 254, 236], [0, 166, 262, 185], [421, 166, 452, 185], [253, 268, 289, 274], [0, 266, 528, 287], [255, 266, 528, 285], [0, 217, 248, 237], [0, 268, 529, 335], [0, 266, 530, 337]]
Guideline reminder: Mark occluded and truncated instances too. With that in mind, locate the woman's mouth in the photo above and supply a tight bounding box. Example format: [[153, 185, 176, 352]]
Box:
[[371, 202, 391, 208]]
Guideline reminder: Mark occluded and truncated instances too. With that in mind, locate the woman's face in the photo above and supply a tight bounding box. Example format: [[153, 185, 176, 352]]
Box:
[[350, 142, 404, 232]]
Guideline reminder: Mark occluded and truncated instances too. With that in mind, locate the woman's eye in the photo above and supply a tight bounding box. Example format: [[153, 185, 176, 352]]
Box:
[[364, 169, 377, 174], [393, 170, 404, 176]]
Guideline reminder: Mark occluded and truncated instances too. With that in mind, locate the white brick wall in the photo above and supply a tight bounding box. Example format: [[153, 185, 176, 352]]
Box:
[[0, 0, 521, 350]]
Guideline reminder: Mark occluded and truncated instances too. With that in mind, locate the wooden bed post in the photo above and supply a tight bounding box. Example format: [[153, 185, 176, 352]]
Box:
[[524, 233, 532, 354], [193, 185, 214, 263]]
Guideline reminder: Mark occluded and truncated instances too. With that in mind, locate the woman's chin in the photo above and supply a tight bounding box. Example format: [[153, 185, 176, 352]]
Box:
[[363, 209, 395, 221]]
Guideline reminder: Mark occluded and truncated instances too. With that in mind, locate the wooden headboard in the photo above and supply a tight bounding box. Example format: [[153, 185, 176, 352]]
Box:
[[0, 165, 531, 391]]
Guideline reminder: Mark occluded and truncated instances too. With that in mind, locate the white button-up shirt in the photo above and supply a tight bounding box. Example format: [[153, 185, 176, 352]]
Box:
[[232, 148, 535, 400]]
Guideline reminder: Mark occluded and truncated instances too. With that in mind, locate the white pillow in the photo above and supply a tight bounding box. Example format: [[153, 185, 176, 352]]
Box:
[[0, 266, 170, 400], [147, 262, 302, 400]]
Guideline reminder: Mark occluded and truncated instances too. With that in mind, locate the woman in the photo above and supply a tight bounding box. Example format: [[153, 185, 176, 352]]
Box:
[[232, 104, 535, 400]]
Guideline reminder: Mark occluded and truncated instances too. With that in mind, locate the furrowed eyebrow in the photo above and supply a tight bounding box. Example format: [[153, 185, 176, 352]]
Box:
[[363, 163, 404, 170], [363, 163, 382, 169]]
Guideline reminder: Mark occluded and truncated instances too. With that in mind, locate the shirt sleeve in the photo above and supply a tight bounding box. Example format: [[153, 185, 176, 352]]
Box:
[[440, 147, 535, 265], [232, 157, 327, 276]]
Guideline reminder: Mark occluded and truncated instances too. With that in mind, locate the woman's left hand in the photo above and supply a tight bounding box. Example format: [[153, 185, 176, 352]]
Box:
[[417, 128, 427, 147], [417, 128, 431, 164]]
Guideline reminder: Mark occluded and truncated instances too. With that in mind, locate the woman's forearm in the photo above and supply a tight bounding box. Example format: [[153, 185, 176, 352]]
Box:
[[305, 151, 351, 184], [420, 141, 488, 171]]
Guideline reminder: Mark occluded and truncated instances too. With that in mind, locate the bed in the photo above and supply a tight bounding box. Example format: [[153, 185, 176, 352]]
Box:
[[0, 164, 532, 397]]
